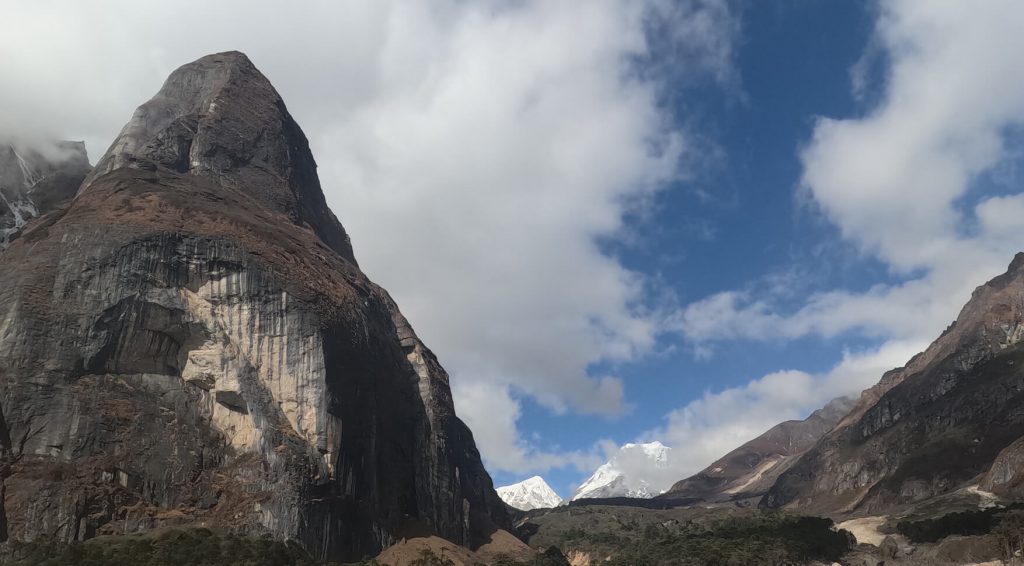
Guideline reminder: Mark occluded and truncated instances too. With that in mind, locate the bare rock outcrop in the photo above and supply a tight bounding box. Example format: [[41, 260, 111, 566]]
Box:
[[0, 52, 507, 561]]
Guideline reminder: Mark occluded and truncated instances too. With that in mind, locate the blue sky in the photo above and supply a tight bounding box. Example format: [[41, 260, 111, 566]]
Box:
[[487, 0, 1024, 496], [494, 0, 886, 495], [6, 0, 1024, 500]]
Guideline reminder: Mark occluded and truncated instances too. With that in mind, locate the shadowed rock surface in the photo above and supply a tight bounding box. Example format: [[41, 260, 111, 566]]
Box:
[[762, 253, 1024, 514], [0, 51, 507, 561], [660, 396, 855, 504]]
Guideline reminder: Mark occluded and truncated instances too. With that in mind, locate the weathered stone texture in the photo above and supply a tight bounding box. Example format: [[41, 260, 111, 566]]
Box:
[[0, 51, 507, 562]]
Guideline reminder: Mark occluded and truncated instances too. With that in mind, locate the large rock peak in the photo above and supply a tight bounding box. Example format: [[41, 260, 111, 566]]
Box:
[[88, 51, 356, 264], [0, 52, 507, 561]]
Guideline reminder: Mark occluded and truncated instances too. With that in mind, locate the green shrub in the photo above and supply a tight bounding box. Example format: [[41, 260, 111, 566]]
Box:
[[897, 503, 1024, 543], [0, 529, 320, 566], [409, 548, 456, 566], [551, 513, 853, 566]]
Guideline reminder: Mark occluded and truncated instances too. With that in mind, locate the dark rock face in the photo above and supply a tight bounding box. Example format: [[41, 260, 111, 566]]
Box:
[[0, 52, 507, 561], [0, 141, 90, 249], [659, 396, 855, 504], [761, 253, 1024, 513]]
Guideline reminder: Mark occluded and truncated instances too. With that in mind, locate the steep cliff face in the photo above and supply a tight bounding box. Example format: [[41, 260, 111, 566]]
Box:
[[0, 141, 90, 249], [660, 396, 855, 504], [762, 254, 1024, 514], [0, 52, 507, 561]]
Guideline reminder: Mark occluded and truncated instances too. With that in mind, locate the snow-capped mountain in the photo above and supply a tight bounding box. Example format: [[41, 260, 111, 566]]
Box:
[[497, 476, 563, 511], [0, 142, 90, 250], [571, 441, 675, 500]]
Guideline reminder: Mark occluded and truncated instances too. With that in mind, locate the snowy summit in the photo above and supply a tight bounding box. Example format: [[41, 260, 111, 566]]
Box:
[[572, 441, 674, 500], [496, 476, 563, 511]]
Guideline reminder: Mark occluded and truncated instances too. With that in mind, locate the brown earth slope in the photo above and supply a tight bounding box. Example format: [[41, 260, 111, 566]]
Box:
[[660, 396, 855, 504]]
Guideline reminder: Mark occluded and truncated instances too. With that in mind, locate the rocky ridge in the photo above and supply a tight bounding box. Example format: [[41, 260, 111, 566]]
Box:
[[0, 51, 507, 562], [660, 396, 855, 504], [761, 253, 1024, 513]]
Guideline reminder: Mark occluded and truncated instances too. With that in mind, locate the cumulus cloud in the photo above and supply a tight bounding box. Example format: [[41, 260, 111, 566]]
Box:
[[647, 339, 925, 477], [803, 0, 1024, 271], [679, 0, 1024, 351], [319, 1, 740, 417], [454, 381, 604, 474], [0, 0, 738, 473], [662, 0, 1024, 476], [678, 258, 999, 346], [583, 440, 682, 497]]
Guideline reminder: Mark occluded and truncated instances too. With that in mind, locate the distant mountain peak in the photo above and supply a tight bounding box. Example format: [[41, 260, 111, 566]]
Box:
[[572, 441, 675, 501], [497, 476, 563, 511], [0, 141, 89, 250]]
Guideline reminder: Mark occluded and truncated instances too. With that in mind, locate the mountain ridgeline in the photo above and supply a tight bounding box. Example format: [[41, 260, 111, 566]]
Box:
[[0, 52, 508, 562], [660, 397, 855, 505], [663, 253, 1024, 515], [509, 256, 1024, 565], [762, 253, 1024, 513]]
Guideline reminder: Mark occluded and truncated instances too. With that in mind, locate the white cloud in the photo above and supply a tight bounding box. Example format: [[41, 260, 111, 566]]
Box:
[[0, 0, 738, 474], [680, 0, 1024, 350], [803, 0, 1024, 271], [678, 259, 999, 346], [663, 0, 1024, 478], [453, 381, 603, 475], [648, 339, 925, 477]]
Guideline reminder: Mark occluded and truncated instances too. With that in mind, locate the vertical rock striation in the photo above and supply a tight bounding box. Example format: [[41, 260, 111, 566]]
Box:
[[0, 52, 507, 561]]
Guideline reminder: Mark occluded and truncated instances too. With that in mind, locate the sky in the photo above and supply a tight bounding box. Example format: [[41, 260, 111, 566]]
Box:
[[4, 0, 1024, 499]]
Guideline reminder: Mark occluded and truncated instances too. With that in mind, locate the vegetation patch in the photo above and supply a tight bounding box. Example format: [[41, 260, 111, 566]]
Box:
[[897, 503, 1024, 543], [587, 515, 853, 565], [0, 528, 320, 566], [526, 508, 853, 566]]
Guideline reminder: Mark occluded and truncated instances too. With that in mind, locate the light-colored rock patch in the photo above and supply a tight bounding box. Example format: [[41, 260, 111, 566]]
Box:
[[837, 516, 888, 546], [724, 456, 782, 495]]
